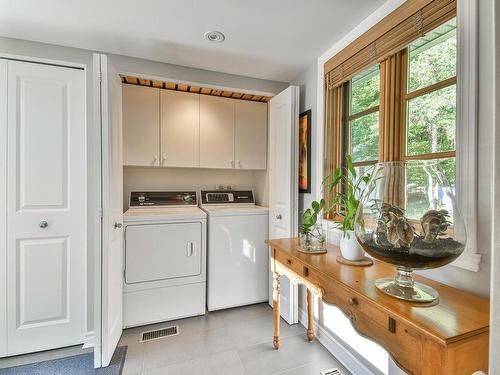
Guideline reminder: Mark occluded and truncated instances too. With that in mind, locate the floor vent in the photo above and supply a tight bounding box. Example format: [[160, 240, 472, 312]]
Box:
[[320, 369, 343, 375], [140, 325, 179, 342]]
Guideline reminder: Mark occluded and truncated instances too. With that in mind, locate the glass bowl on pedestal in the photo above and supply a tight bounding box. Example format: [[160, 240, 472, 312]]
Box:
[[354, 161, 466, 302]]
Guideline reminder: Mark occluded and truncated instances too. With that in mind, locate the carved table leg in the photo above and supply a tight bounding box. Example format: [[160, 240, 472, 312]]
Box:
[[307, 288, 315, 341], [273, 271, 281, 349]]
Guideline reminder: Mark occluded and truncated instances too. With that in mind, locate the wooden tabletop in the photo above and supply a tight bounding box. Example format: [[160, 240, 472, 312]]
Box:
[[266, 238, 490, 345]]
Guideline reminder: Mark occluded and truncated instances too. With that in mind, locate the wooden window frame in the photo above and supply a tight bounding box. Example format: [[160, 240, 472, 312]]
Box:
[[320, 0, 481, 272]]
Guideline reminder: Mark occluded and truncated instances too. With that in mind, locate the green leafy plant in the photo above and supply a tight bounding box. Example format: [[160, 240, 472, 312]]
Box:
[[327, 155, 372, 236], [301, 198, 325, 236]]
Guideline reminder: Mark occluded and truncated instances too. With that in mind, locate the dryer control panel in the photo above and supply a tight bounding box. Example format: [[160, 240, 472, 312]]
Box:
[[201, 190, 254, 205], [130, 191, 197, 207]]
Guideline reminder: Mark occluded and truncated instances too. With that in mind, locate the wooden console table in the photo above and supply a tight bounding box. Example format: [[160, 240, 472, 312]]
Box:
[[266, 238, 489, 375]]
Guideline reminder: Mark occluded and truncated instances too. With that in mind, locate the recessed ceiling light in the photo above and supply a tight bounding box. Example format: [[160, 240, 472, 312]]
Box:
[[204, 31, 225, 43]]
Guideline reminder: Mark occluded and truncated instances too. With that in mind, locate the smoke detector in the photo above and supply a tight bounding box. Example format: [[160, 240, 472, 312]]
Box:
[[204, 31, 225, 43]]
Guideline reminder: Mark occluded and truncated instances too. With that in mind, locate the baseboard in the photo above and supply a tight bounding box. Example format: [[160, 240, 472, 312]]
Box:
[[82, 331, 94, 349], [298, 307, 383, 375]]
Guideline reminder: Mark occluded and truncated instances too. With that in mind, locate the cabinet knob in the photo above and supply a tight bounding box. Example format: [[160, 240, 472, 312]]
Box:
[[276, 214, 282, 220], [230, 160, 234, 166], [114, 222, 123, 229], [39, 220, 48, 229], [348, 297, 358, 306], [236, 160, 240, 166]]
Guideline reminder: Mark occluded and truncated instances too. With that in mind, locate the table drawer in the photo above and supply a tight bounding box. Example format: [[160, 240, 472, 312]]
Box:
[[273, 248, 305, 276]]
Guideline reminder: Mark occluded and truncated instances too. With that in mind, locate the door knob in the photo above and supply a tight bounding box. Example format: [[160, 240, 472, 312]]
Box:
[[114, 222, 123, 229], [39, 220, 48, 228], [276, 214, 282, 220]]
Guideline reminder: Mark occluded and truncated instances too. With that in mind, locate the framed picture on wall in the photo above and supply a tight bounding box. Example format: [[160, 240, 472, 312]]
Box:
[[299, 109, 311, 193]]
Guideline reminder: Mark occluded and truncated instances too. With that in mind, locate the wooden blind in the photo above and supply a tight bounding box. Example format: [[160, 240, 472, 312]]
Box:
[[324, 0, 456, 89]]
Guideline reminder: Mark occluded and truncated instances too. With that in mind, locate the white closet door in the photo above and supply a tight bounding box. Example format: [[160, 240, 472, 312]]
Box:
[[6, 60, 86, 355], [268, 86, 299, 325], [0, 59, 7, 358], [122, 84, 160, 166], [235, 100, 267, 170], [95, 54, 124, 368], [200, 95, 235, 169], [160, 90, 200, 167]]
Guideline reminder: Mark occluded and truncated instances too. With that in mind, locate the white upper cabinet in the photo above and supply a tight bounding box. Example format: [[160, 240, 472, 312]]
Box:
[[235, 100, 267, 170], [122, 84, 160, 166], [122, 85, 268, 170], [161, 90, 200, 168], [199, 95, 235, 169]]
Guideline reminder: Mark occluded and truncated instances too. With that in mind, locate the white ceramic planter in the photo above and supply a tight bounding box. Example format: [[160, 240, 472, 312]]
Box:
[[340, 230, 365, 261]]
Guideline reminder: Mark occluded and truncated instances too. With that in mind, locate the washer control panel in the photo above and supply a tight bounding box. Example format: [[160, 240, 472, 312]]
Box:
[[201, 190, 254, 205]]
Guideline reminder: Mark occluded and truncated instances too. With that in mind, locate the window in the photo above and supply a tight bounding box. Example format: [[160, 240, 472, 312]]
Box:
[[323, 0, 480, 272], [328, 18, 458, 220], [404, 19, 457, 219], [342, 65, 380, 175]]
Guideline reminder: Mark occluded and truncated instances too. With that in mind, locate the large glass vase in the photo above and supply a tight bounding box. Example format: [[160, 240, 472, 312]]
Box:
[[354, 161, 466, 302]]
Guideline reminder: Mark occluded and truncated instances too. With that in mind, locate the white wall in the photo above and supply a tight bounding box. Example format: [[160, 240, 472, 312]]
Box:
[[0, 36, 286, 336], [123, 167, 266, 209], [290, 0, 495, 373], [290, 61, 318, 217]]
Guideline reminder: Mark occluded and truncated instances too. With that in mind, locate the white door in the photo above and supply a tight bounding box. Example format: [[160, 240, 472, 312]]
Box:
[[235, 100, 267, 170], [4, 59, 86, 355], [122, 84, 160, 167], [0, 59, 7, 357], [161, 90, 200, 167], [268, 86, 299, 325], [125, 222, 202, 283], [199, 95, 235, 169], [94, 54, 123, 367]]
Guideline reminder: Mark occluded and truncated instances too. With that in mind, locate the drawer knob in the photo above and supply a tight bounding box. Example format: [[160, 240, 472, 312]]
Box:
[[348, 297, 358, 306], [286, 259, 292, 265]]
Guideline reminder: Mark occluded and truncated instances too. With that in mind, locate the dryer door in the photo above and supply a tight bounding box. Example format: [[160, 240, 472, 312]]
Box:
[[125, 222, 202, 283]]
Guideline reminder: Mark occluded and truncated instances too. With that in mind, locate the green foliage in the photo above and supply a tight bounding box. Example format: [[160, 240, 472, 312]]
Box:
[[301, 198, 325, 235], [327, 155, 371, 234], [349, 68, 380, 163]]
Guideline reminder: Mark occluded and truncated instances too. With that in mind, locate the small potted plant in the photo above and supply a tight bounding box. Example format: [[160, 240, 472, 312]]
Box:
[[300, 199, 326, 252], [327, 155, 371, 261]]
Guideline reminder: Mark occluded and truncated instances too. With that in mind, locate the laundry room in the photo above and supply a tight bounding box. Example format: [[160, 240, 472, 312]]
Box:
[[120, 74, 278, 328]]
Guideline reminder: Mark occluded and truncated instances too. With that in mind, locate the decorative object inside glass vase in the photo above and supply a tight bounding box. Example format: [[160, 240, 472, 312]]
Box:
[[354, 160, 466, 302]]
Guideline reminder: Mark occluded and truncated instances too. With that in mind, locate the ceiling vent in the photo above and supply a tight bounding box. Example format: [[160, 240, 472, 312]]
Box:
[[204, 30, 225, 43]]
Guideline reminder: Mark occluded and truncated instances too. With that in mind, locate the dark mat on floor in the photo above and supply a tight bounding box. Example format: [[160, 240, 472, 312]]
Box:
[[0, 346, 127, 375]]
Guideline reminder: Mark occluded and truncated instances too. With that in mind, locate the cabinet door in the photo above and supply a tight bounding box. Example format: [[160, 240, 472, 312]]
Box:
[[125, 223, 202, 283], [235, 100, 267, 170], [160, 90, 199, 167], [200, 95, 235, 169], [122, 84, 160, 166]]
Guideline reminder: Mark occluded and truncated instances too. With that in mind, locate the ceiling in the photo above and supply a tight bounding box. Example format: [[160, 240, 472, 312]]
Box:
[[0, 0, 386, 82]]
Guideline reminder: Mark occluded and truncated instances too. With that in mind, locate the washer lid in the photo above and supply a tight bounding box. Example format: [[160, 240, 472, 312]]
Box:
[[124, 207, 207, 222], [202, 205, 269, 217]]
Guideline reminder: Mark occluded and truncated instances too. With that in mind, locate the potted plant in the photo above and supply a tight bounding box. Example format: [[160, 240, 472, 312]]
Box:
[[300, 199, 326, 251], [327, 155, 371, 260]]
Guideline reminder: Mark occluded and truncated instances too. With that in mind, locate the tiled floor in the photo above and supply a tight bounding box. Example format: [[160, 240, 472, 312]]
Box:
[[0, 303, 349, 375], [120, 303, 349, 375]]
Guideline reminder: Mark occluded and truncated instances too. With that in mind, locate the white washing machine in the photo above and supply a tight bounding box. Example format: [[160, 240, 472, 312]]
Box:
[[201, 190, 269, 311], [123, 191, 206, 328]]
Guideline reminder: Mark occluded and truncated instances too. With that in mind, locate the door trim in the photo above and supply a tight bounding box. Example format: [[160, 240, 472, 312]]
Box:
[[0, 53, 86, 70]]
